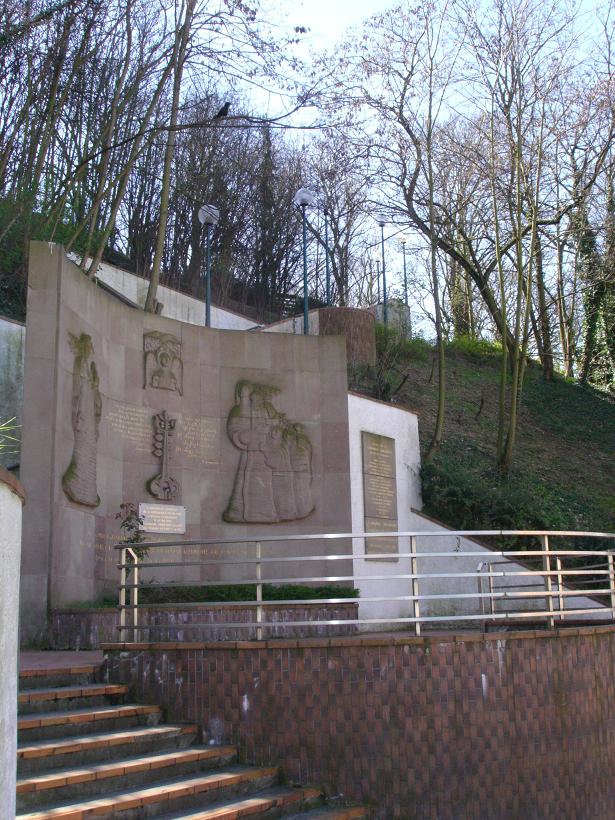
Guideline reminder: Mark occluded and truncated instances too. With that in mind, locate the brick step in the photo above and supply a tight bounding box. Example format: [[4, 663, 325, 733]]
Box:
[[18, 683, 129, 714], [18, 704, 161, 742], [19, 665, 100, 690], [17, 746, 237, 811], [157, 785, 323, 818], [286, 807, 370, 819], [16, 765, 279, 819], [18, 725, 199, 775], [19, 663, 100, 692]]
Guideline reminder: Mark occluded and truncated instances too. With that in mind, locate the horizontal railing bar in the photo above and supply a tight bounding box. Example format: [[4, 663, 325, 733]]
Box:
[[119, 568, 613, 590], [116, 549, 615, 570], [117, 586, 611, 610], [116, 607, 612, 631], [114, 531, 615, 549]]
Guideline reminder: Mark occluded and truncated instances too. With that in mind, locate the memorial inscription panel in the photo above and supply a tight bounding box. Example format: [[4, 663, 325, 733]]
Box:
[[139, 502, 186, 534], [361, 432, 398, 559]]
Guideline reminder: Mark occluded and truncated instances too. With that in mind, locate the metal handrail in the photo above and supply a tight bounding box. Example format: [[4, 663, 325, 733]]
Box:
[[116, 529, 615, 641]]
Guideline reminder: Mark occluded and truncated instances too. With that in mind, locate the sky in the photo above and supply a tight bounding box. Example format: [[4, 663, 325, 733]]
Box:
[[276, 0, 392, 48]]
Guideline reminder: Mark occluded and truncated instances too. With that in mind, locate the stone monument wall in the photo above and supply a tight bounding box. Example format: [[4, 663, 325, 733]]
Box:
[[20, 244, 352, 641]]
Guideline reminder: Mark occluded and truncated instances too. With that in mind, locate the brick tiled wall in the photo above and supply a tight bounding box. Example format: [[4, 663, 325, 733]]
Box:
[[102, 626, 615, 819], [49, 604, 358, 649]]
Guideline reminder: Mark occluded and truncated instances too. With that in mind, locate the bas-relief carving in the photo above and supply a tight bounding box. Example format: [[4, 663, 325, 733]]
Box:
[[224, 381, 314, 524], [143, 331, 183, 395], [146, 410, 180, 501], [62, 333, 102, 507]]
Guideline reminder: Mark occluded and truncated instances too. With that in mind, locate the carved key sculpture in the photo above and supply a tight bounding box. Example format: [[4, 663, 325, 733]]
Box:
[[223, 381, 314, 524], [62, 333, 101, 507], [146, 410, 180, 501]]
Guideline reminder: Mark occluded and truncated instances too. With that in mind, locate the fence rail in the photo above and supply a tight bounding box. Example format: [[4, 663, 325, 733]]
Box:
[[115, 530, 615, 640]]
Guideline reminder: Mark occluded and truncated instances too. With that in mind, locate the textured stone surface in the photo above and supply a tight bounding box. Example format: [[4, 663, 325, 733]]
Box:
[[103, 626, 615, 820], [317, 308, 376, 366]]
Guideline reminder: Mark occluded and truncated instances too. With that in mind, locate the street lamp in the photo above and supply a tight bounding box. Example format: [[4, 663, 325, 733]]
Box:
[[323, 207, 331, 306], [399, 234, 409, 307], [198, 203, 220, 328], [375, 214, 388, 325], [293, 187, 316, 334]]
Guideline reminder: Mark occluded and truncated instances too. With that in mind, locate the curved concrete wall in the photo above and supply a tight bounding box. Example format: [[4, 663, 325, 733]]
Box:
[[20, 243, 352, 641], [0, 468, 25, 820]]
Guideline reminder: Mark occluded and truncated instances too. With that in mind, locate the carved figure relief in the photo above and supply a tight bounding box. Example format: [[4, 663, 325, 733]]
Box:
[[143, 331, 183, 395], [62, 333, 102, 507], [146, 410, 180, 501], [223, 381, 314, 524]]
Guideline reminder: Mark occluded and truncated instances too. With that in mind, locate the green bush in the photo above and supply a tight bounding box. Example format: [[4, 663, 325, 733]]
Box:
[[140, 583, 360, 605]]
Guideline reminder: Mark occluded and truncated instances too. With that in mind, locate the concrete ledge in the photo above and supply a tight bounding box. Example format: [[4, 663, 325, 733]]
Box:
[[100, 621, 615, 653]]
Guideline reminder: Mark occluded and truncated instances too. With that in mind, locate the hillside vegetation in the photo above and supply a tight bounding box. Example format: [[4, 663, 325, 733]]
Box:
[[354, 332, 615, 538]]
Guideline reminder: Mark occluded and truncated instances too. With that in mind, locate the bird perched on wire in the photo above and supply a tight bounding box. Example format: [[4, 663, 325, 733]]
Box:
[[213, 102, 230, 119]]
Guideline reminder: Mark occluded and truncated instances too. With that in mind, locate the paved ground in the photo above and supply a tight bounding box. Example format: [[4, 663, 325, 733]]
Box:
[[19, 650, 104, 671]]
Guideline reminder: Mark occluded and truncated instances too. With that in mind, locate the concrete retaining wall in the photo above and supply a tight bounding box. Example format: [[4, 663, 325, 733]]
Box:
[[0, 468, 25, 820]]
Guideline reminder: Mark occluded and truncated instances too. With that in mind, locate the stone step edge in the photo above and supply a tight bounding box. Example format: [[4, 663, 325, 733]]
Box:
[[17, 746, 237, 794], [157, 785, 322, 819], [16, 765, 279, 819], [289, 807, 369, 819], [19, 665, 101, 680], [18, 725, 198, 760], [18, 704, 160, 730], [19, 684, 128, 705]]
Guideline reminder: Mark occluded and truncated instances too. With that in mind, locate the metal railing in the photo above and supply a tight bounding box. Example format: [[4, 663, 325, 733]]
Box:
[[115, 529, 615, 641]]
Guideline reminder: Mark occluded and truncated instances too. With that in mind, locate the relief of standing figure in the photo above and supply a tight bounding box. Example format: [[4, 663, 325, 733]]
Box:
[[62, 333, 102, 507], [223, 381, 315, 524]]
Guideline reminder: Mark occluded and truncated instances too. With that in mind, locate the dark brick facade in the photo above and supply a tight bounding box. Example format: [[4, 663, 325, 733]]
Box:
[[102, 625, 615, 819]]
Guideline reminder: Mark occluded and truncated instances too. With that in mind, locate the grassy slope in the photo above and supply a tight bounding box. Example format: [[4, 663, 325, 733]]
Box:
[[387, 339, 615, 535]]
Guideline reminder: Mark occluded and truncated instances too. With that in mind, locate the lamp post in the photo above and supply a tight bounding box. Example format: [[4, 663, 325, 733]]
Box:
[[400, 234, 408, 307], [324, 207, 331, 306], [375, 215, 388, 325], [293, 187, 316, 334], [198, 204, 220, 328]]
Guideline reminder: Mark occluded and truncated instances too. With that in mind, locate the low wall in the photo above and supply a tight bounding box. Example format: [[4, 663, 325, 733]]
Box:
[[104, 626, 615, 819], [0, 468, 25, 820], [50, 603, 359, 649]]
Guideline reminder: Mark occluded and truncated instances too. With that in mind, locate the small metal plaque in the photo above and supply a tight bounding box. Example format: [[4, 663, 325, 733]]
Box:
[[138, 502, 186, 534]]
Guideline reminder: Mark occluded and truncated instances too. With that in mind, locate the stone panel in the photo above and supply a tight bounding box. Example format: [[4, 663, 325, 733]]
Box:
[[20, 243, 353, 635]]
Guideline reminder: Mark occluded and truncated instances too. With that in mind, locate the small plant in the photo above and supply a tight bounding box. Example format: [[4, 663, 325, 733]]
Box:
[[115, 502, 148, 559], [0, 416, 20, 454]]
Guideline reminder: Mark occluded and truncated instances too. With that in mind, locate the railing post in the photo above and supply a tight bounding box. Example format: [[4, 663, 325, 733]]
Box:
[[487, 562, 495, 616], [256, 542, 263, 641], [555, 556, 564, 620], [608, 552, 615, 622], [410, 535, 421, 636], [542, 535, 554, 629], [119, 547, 127, 639], [127, 548, 139, 641]]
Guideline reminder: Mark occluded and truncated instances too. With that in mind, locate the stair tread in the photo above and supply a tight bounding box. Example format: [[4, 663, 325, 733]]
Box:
[[157, 785, 322, 818], [19, 684, 128, 704], [18, 725, 198, 760], [18, 703, 160, 730], [17, 746, 237, 793], [16, 766, 279, 819], [20, 665, 101, 680], [287, 807, 368, 819]]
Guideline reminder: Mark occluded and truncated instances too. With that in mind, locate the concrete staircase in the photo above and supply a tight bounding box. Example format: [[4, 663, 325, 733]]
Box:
[[16, 661, 367, 820]]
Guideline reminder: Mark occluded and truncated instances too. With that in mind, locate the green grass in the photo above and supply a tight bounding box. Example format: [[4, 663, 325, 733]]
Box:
[[355, 329, 615, 540]]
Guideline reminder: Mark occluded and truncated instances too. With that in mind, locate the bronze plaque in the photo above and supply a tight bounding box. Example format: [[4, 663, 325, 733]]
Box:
[[361, 432, 398, 560], [138, 502, 186, 534]]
